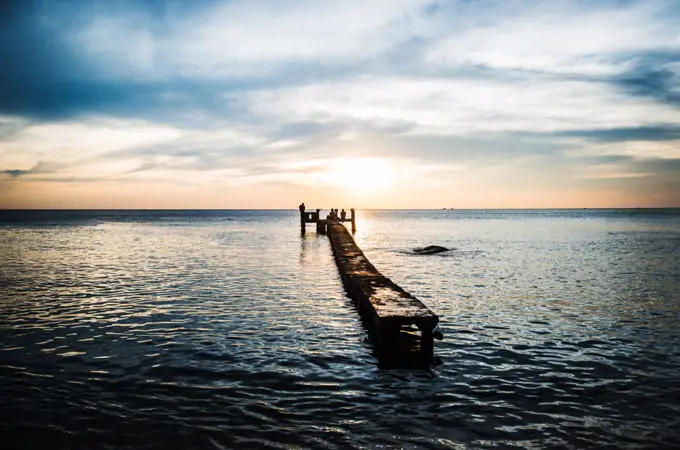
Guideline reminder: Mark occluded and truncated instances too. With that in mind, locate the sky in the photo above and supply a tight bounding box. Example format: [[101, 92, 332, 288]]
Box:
[[1, 0, 679, 209]]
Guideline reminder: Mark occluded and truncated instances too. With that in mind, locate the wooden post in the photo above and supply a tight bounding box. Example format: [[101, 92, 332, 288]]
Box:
[[378, 324, 399, 355], [299, 203, 306, 234], [420, 330, 434, 363], [350, 208, 356, 233]]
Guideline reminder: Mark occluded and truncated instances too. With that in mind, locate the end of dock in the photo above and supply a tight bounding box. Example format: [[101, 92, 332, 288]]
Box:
[[299, 203, 355, 234], [298, 203, 442, 365]]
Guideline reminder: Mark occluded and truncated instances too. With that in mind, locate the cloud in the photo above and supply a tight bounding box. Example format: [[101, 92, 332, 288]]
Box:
[[555, 125, 680, 142], [614, 63, 680, 108], [1, 0, 679, 207], [425, 1, 679, 74], [67, 0, 432, 77], [1, 160, 60, 178]]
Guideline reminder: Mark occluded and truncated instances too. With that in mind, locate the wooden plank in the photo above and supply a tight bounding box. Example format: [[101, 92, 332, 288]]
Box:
[[327, 222, 440, 337]]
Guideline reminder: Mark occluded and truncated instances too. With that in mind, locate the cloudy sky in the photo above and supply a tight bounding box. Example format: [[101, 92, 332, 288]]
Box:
[[1, 0, 679, 209]]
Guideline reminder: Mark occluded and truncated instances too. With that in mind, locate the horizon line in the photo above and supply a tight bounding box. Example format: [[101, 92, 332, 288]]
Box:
[[2, 207, 680, 212]]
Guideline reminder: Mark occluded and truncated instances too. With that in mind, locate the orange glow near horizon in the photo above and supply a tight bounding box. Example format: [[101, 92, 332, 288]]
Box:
[[1, 176, 678, 210]]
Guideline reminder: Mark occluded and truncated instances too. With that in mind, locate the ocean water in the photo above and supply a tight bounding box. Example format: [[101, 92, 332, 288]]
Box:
[[1, 209, 679, 449]]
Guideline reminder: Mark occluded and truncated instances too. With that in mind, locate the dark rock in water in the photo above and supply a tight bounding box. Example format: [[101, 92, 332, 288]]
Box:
[[413, 245, 449, 255]]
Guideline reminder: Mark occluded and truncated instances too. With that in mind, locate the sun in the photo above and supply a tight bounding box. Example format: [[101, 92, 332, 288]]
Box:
[[326, 157, 395, 192]]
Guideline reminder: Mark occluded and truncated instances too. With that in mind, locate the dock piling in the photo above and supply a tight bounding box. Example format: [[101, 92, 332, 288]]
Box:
[[419, 328, 434, 362], [299, 203, 306, 234], [299, 205, 323, 234]]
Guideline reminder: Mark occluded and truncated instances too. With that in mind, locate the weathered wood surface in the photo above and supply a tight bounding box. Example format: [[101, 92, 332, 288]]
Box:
[[327, 222, 439, 334]]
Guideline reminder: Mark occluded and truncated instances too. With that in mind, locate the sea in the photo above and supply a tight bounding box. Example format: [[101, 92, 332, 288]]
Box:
[[1, 209, 679, 449]]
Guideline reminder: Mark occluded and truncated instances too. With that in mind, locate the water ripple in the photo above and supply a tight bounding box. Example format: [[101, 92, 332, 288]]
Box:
[[2, 210, 680, 448]]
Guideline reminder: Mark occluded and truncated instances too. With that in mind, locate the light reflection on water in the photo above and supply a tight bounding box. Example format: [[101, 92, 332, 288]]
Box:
[[1, 209, 680, 449]]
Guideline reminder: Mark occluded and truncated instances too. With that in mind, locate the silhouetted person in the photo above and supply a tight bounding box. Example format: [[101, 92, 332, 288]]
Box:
[[299, 203, 305, 213], [340, 209, 346, 221], [330, 208, 336, 220]]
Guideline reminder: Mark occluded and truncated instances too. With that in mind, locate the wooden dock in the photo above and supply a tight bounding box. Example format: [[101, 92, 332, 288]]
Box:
[[300, 206, 355, 234], [299, 204, 442, 364]]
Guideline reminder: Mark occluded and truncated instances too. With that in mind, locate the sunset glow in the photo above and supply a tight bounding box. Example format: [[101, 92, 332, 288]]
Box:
[[327, 158, 396, 193], [1, 1, 679, 208]]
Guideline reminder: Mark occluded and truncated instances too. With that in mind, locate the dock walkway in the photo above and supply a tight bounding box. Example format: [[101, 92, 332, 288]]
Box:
[[326, 221, 441, 363]]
